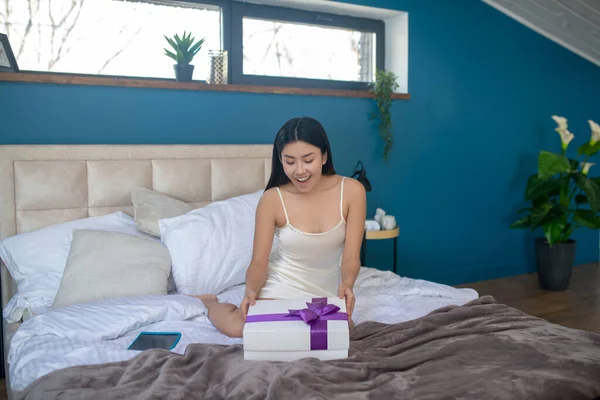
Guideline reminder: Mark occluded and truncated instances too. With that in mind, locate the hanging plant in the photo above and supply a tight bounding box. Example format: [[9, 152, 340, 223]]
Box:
[[370, 70, 399, 163]]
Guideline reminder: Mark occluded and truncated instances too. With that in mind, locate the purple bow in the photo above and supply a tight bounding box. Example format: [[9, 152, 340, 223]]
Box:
[[245, 297, 348, 351], [287, 302, 341, 326]]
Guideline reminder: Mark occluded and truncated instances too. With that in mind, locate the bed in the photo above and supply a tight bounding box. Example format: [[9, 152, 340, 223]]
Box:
[[0, 144, 599, 400]]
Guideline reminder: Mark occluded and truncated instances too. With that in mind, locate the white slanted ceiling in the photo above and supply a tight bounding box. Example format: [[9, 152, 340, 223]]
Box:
[[482, 0, 600, 68]]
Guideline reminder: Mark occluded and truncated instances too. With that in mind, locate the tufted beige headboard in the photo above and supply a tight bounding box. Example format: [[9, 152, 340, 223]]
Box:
[[0, 144, 272, 309]]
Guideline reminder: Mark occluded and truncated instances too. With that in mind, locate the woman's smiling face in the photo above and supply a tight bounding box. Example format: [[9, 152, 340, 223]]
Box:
[[281, 140, 327, 193]]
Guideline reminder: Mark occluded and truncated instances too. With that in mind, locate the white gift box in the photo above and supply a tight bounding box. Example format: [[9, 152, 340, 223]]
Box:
[[242, 297, 350, 361]]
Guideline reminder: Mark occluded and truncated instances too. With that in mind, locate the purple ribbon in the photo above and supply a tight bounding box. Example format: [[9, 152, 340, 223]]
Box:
[[245, 297, 348, 350]]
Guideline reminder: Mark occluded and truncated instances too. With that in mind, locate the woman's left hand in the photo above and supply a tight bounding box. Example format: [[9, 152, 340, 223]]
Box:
[[338, 283, 355, 317]]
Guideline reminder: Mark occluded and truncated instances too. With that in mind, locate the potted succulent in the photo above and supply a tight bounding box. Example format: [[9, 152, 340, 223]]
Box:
[[510, 116, 600, 290], [164, 31, 205, 82]]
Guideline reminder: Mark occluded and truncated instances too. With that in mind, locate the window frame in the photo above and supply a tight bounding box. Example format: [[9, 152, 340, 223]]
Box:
[[2, 0, 387, 92], [0, 0, 232, 80], [229, 1, 385, 91]]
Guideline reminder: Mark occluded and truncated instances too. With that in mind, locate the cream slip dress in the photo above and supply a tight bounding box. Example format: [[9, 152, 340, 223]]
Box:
[[259, 177, 347, 299]]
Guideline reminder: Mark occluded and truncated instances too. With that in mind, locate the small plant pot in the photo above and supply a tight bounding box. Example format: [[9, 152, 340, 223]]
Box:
[[534, 238, 575, 291], [174, 64, 194, 82]]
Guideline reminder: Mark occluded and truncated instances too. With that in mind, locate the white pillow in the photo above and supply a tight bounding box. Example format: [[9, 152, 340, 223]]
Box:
[[0, 212, 158, 322], [131, 187, 193, 237], [53, 229, 171, 308], [159, 190, 264, 296]]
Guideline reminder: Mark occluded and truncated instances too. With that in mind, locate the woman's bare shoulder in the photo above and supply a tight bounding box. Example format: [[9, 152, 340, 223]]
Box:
[[258, 187, 281, 209], [342, 176, 366, 199], [253, 188, 280, 225]]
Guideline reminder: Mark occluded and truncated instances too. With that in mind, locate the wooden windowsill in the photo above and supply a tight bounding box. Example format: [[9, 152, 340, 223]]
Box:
[[0, 71, 410, 100]]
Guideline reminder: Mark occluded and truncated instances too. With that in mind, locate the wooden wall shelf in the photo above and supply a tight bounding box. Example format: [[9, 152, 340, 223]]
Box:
[[0, 72, 410, 100]]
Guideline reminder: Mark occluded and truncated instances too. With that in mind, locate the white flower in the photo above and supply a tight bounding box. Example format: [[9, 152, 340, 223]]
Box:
[[588, 120, 600, 145], [552, 115, 568, 130], [557, 128, 574, 149], [581, 162, 595, 175], [552, 115, 574, 150]]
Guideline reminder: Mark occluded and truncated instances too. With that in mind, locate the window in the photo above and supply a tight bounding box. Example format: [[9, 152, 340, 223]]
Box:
[[242, 19, 376, 81], [1, 0, 386, 91], [0, 0, 224, 81], [231, 2, 384, 90]]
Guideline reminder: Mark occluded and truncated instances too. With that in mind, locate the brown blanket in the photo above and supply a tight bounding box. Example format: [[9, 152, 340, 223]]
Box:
[[15, 296, 600, 400]]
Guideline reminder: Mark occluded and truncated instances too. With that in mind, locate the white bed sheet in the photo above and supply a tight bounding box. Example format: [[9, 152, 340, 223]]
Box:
[[7, 268, 478, 392]]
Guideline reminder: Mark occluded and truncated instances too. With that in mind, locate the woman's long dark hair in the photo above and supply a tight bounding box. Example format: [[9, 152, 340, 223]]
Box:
[[265, 117, 336, 191]]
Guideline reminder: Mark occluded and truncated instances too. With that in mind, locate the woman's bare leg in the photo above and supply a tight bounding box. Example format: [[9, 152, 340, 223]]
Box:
[[191, 295, 245, 338], [194, 294, 218, 304]]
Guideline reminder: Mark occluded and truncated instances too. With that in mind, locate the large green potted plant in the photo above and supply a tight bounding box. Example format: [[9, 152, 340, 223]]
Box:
[[164, 31, 205, 82], [370, 70, 399, 163], [511, 116, 600, 290]]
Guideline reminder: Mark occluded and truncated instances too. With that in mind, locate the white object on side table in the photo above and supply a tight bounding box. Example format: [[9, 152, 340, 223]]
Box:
[[381, 215, 397, 230], [365, 220, 380, 231]]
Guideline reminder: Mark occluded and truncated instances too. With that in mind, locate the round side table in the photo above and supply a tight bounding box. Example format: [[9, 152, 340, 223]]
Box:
[[360, 227, 400, 274]]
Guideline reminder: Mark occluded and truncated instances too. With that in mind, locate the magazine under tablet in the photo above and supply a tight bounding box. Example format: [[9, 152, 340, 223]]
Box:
[[128, 332, 181, 351]]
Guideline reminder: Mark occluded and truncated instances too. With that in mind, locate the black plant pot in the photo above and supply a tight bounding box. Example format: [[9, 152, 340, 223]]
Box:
[[534, 238, 575, 291], [174, 64, 194, 82]]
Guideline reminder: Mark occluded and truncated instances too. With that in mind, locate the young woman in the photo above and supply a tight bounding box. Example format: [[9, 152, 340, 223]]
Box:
[[200, 116, 366, 338]]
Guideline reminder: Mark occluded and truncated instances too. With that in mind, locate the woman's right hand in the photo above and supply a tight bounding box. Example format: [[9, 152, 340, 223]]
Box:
[[240, 289, 258, 319]]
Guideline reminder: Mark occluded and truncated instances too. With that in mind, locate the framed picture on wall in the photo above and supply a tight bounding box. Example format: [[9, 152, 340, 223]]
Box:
[[0, 33, 19, 72]]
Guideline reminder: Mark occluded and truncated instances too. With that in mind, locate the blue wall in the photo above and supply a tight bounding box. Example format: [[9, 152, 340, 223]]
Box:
[[1, 0, 599, 285]]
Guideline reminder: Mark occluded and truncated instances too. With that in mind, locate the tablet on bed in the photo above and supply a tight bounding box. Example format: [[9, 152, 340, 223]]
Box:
[[128, 332, 182, 351]]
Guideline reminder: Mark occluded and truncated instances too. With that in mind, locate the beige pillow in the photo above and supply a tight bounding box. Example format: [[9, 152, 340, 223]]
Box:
[[131, 187, 193, 237], [53, 229, 172, 308]]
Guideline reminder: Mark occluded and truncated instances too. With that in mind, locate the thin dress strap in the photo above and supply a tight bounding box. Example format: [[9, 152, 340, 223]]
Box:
[[275, 187, 290, 225], [340, 177, 346, 221]]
